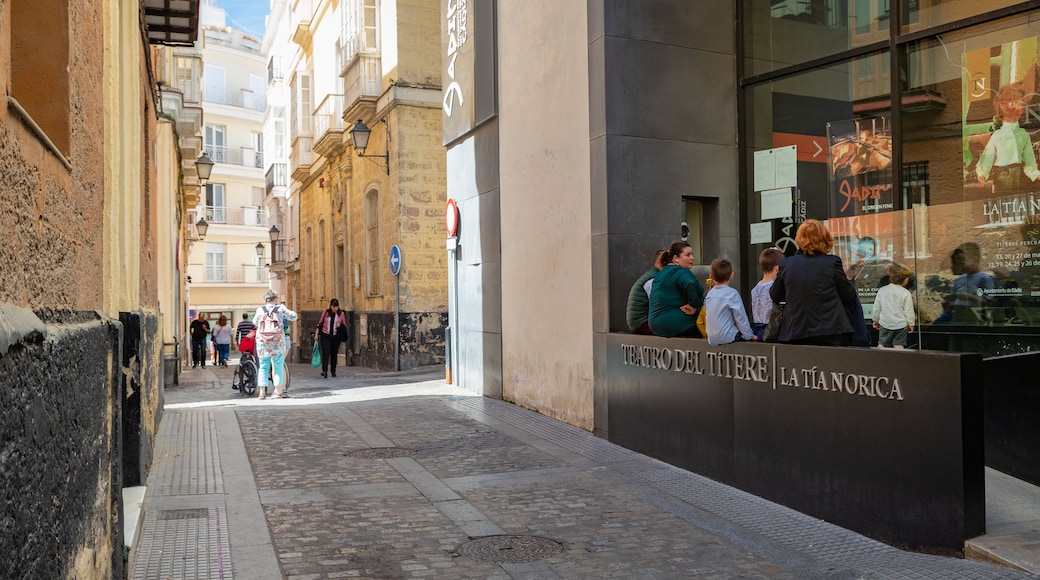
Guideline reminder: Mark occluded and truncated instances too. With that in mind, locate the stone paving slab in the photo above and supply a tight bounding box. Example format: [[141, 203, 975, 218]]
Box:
[[131, 364, 1036, 579]]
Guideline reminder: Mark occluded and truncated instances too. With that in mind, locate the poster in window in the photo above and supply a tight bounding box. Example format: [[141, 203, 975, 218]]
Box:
[[963, 37, 1040, 210], [827, 115, 893, 218]]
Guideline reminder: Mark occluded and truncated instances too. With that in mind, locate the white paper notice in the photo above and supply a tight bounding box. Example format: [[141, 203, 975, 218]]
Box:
[[753, 149, 776, 192], [761, 187, 793, 220], [774, 145, 797, 189], [750, 222, 772, 244]]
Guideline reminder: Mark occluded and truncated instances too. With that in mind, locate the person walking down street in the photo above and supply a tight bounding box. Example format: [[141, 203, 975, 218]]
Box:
[[770, 219, 858, 346], [189, 312, 210, 368], [253, 290, 298, 399], [648, 242, 706, 338], [626, 249, 667, 335], [211, 315, 233, 366], [235, 312, 255, 350], [314, 298, 347, 378]]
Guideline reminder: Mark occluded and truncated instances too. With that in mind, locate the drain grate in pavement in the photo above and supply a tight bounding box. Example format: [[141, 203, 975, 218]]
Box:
[[157, 508, 208, 520], [347, 447, 417, 459], [456, 535, 565, 563]]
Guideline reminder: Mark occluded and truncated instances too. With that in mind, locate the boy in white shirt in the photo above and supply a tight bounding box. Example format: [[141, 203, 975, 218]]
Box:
[[704, 258, 757, 346], [872, 265, 915, 348]]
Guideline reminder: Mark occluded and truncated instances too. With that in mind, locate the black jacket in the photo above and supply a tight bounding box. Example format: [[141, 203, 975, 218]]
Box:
[[770, 251, 858, 342]]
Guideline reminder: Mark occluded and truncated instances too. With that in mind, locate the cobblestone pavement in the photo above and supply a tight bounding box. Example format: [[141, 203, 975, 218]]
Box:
[[129, 360, 1035, 579]]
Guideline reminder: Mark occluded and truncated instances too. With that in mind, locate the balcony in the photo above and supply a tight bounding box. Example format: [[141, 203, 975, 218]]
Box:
[[266, 163, 288, 196], [291, 136, 314, 181], [270, 239, 289, 264], [205, 145, 264, 169], [159, 88, 203, 148], [203, 86, 267, 112], [291, 0, 314, 47], [343, 54, 381, 117], [189, 206, 268, 228], [313, 94, 347, 158], [186, 263, 267, 284], [268, 56, 283, 84]]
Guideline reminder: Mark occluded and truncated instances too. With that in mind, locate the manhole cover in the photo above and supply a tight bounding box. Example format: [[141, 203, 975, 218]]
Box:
[[158, 508, 208, 520], [346, 447, 417, 459], [456, 535, 565, 563]]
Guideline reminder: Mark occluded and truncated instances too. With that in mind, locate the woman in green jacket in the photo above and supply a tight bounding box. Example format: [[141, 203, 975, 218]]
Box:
[[648, 242, 706, 338]]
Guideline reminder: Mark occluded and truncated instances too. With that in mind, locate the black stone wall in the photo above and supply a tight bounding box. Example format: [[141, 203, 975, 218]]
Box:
[[120, 311, 162, 488], [606, 334, 985, 553], [358, 311, 447, 370], [983, 351, 1040, 486], [300, 310, 446, 371], [0, 308, 123, 579]]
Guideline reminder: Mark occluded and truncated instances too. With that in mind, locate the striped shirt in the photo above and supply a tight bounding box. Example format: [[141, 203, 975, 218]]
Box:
[[236, 319, 256, 342]]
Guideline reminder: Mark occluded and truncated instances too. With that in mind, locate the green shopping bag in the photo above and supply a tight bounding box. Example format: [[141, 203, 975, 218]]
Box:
[[311, 341, 321, 368]]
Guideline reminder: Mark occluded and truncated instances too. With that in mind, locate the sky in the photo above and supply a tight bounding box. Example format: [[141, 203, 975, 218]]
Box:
[[214, 0, 269, 38]]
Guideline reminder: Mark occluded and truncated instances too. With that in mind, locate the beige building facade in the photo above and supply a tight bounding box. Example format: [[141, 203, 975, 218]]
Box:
[[266, 0, 448, 370], [1, 0, 203, 577]]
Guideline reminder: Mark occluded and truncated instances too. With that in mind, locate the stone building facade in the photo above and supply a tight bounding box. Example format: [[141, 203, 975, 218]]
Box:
[[0, 0, 201, 577], [266, 0, 448, 371]]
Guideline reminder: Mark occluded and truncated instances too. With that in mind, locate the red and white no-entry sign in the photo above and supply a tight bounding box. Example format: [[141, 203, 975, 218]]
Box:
[[446, 198, 459, 237]]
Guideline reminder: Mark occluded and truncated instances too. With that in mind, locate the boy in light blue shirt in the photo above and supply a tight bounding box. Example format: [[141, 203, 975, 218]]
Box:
[[704, 258, 757, 346]]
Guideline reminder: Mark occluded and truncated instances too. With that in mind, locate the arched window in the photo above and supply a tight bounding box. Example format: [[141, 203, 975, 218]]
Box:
[[318, 219, 327, 300], [305, 225, 313, 300], [365, 188, 382, 296]]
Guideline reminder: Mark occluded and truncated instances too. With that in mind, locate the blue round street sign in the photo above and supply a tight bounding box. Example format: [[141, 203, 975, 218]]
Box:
[[389, 245, 402, 276]]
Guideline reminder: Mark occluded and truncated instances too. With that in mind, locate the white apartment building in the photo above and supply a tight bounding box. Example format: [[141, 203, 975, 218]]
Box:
[[187, 1, 272, 340], [261, 0, 292, 314]]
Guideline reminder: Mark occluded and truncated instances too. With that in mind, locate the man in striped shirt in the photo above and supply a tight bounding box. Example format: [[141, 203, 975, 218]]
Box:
[[235, 313, 256, 350]]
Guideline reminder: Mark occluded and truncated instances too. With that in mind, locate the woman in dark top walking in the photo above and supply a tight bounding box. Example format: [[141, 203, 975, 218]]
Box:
[[314, 298, 347, 378], [770, 219, 858, 346]]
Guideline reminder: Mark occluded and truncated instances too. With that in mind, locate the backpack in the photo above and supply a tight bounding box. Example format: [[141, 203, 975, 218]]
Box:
[[255, 306, 284, 347]]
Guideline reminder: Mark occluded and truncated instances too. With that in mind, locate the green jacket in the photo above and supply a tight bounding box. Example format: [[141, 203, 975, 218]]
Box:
[[626, 267, 658, 331], [648, 265, 705, 338]]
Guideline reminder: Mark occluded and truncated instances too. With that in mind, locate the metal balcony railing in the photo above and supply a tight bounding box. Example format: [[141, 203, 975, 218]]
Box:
[[270, 239, 289, 264], [343, 55, 381, 106], [186, 264, 267, 284], [203, 86, 267, 111], [205, 145, 264, 169], [266, 163, 288, 195], [268, 56, 283, 84], [314, 94, 346, 139], [291, 136, 314, 172], [189, 206, 268, 228]]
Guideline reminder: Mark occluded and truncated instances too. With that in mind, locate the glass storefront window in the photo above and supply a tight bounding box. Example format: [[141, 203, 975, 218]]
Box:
[[743, 1, 1030, 78], [901, 0, 1025, 35], [902, 14, 1040, 350], [743, 0, 902, 76], [743, 52, 897, 308]]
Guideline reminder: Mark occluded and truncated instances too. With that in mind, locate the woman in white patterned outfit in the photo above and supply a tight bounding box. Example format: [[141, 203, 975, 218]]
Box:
[[252, 290, 298, 399]]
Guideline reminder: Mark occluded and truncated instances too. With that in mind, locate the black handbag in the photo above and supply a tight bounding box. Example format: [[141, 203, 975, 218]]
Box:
[[764, 302, 784, 342], [336, 322, 348, 341]]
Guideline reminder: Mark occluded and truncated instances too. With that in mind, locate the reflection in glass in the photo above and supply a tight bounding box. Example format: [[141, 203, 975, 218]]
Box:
[[902, 0, 1024, 35], [743, 52, 892, 308], [900, 16, 1040, 342]]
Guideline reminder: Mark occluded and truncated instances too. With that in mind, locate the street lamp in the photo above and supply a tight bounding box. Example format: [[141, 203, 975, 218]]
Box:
[[268, 225, 280, 264], [195, 217, 209, 240], [350, 118, 390, 175], [269, 224, 280, 242], [195, 151, 214, 183], [255, 241, 265, 265]]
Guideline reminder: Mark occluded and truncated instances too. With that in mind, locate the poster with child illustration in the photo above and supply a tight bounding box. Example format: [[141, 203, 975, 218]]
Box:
[[963, 37, 1040, 206]]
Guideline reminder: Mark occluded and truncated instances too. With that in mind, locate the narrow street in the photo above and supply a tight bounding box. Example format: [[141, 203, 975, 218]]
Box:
[[126, 361, 1030, 579]]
